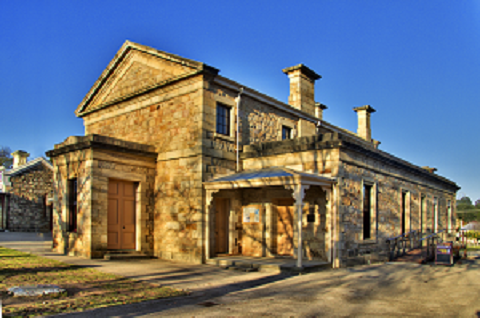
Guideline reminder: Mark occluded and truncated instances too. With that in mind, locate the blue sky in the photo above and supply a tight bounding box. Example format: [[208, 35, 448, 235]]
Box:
[[1, 1, 479, 200]]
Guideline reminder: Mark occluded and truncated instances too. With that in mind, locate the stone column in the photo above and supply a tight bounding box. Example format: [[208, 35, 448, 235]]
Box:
[[205, 189, 219, 260]]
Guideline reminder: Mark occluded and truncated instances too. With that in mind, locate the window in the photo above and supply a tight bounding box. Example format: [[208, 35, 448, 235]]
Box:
[[433, 197, 438, 233], [401, 192, 407, 234], [68, 179, 77, 232], [216, 103, 231, 136], [363, 184, 372, 239], [282, 126, 292, 140], [420, 195, 426, 234], [447, 200, 452, 233]]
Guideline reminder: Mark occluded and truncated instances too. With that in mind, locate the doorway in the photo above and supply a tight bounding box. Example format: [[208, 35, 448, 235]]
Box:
[[274, 198, 295, 256], [108, 179, 136, 250], [215, 198, 229, 254]]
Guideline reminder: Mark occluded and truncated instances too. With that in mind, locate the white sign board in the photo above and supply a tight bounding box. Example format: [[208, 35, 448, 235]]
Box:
[[243, 207, 260, 223]]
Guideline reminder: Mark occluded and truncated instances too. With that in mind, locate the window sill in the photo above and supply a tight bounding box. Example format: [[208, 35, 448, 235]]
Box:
[[214, 133, 235, 143]]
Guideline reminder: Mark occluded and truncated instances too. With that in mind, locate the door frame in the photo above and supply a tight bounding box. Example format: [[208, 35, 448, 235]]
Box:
[[107, 179, 137, 250], [273, 198, 295, 257], [214, 198, 230, 255]]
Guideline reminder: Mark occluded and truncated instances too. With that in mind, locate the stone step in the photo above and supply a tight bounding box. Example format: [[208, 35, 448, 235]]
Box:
[[207, 258, 330, 273], [104, 252, 151, 260], [226, 266, 258, 272]]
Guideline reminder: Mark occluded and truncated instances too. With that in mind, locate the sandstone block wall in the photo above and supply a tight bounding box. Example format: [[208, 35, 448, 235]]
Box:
[[337, 149, 457, 267], [154, 156, 204, 263], [49, 137, 156, 259], [7, 166, 53, 232], [51, 149, 93, 257], [83, 76, 204, 154]]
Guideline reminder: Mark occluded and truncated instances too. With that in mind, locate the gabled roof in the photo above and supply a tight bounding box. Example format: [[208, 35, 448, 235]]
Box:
[[6, 157, 53, 177], [75, 40, 219, 117], [204, 167, 335, 190]]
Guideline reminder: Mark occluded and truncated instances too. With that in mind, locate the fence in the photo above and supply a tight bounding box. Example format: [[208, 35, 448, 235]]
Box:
[[457, 230, 480, 247]]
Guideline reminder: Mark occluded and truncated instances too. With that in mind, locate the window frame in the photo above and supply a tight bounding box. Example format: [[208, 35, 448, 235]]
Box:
[[216, 103, 232, 136], [420, 195, 426, 234], [363, 183, 373, 240], [68, 178, 77, 233], [447, 200, 452, 233], [282, 125, 292, 140]]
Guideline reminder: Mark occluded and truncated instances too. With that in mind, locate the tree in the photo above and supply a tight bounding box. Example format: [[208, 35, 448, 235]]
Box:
[[457, 196, 480, 224], [0, 146, 12, 168]]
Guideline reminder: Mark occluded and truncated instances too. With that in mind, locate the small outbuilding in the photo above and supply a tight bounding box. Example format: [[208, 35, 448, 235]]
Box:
[[0, 151, 54, 232]]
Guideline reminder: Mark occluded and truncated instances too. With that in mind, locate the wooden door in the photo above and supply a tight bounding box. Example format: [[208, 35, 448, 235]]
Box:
[[215, 199, 229, 254], [275, 198, 295, 256], [108, 180, 136, 250]]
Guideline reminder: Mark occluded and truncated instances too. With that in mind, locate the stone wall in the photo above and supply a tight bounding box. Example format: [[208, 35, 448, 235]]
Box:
[[48, 136, 156, 259], [83, 76, 204, 154], [154, 156, 203, 263], [238, 133, 458, 267], [337, 148, 458, 267], [50, 148, 92, 257], [7, 165, 53, 232]]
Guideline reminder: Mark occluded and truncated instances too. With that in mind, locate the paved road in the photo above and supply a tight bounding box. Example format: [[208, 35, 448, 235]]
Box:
[[1, 232, 480, 317]]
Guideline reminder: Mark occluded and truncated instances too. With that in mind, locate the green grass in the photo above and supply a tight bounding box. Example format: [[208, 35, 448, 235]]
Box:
[[466, 245, 480, 251], [0, 247, 188, 317]]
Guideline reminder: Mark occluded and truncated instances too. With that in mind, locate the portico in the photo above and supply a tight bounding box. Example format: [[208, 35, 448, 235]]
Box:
[[204, 168, 338, 268]]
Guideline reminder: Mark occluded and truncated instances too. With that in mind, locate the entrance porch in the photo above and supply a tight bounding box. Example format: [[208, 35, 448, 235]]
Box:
[[204, 168, 338, 269]]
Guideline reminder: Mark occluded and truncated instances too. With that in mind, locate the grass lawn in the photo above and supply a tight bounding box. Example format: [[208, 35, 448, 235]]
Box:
[[466, 245, 480, 251], [0, 247, 188, 317]]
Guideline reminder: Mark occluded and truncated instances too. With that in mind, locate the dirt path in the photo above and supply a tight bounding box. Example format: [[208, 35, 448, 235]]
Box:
[[2, 232, 480, 317]]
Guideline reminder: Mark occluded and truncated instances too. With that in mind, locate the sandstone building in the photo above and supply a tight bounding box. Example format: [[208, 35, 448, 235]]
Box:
[[0, 151, 54, 232], [46, 41, 459, 267]]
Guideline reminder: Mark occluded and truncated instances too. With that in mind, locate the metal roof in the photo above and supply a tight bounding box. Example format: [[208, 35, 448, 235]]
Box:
[[209, 168, 294, 182], [204, 167, 335, 190]]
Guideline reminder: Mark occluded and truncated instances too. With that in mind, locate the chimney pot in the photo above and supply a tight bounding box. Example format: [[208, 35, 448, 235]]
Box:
[[11, 150, 29, 169]]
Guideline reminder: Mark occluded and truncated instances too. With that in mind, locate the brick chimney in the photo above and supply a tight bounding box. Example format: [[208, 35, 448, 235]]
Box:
[[283, 64, 321, 116], [353, 105, 376, 142], [11, 150, 29, 168], [315, 103, 328, 120]]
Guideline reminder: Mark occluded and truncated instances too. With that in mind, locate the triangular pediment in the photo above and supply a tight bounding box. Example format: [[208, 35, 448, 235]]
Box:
[[76, 41, 218, 116]]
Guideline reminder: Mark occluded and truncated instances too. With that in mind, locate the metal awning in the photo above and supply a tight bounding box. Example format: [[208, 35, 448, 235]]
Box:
[[203, 167, 335, 190]]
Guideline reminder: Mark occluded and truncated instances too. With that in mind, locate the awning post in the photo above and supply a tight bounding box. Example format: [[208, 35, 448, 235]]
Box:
[[289, 184, 309, 269]]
